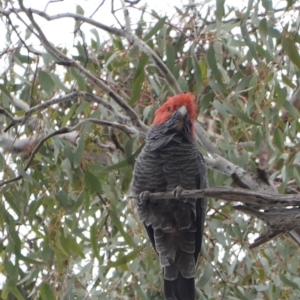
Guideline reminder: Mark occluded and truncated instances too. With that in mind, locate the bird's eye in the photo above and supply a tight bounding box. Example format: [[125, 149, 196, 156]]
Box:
[[166, 107, 171, 112]]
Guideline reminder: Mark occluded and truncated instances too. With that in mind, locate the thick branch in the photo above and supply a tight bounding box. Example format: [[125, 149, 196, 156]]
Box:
[[132, 187, 300, 248], [132, 187, 300, 207], [205, 155, 277, 194]]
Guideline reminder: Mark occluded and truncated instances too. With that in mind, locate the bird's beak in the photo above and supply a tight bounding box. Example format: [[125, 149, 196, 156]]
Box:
[[177, 105, 188, 130], [177, 105, 187, 116]]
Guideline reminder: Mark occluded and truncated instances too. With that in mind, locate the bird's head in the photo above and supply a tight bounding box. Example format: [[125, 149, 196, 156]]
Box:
[[153, 93, 197, 136]]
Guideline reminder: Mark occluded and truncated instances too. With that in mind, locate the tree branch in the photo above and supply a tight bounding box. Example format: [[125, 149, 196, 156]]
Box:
[[130, 187, 300, 248], [0, 117, 138, 188], [131, 187, 300, 207], [1, 8, 182, 94], [205, 155, 277, 193], [1, 92, 134, 132], [16, 2, 148, 135], [2, 7, 220, 152]]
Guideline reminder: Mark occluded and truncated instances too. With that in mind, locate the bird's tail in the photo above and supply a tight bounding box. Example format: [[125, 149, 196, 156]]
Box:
[[164, 272, 195, 300]]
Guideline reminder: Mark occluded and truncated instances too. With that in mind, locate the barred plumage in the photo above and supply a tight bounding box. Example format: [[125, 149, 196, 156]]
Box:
[[132, 94, 207, 300]]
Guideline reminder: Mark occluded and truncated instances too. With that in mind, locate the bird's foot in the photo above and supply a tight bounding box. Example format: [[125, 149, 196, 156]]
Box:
[[172, 186, 186, 202], [137, 191, 151, 206]]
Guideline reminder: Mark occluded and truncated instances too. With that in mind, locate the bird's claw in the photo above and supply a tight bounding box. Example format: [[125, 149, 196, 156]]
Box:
[[137, 191, 151, 206], [172, 186, 186, 202]]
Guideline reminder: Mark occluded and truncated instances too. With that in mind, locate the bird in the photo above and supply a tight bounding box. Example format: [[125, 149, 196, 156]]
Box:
[[131, 93, 207, 300]]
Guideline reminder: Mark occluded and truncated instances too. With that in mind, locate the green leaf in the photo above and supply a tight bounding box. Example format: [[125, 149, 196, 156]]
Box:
[[40, 283, 56, 300], [104, 52, 119, 68], [201, 92, 214, 111], [72, 190, 85, 211], [68, 236, 85, 258], [199, 60, 207, 81], [273, 128, 284, 152], [178, 76, 188, 92], [19, 254, 44, 266], [38, 70, 55, 94], [225, 103, 261, 125], [129, 54, 148, 105], [74, 136, 85, 168], [213, 100, 231, 118], [56, 189, 71, 210], [90, 28, 100, 49], [70, 68, 86, 91], [4, 257, 17, 280], [282, 74, 296, 89], [262, 0, 272, 10], [207, 46, 226, 91], [110, 208, 135, 247], [191, 54, 202, 93], [157, 26, 166, 57], [90, 224, 100, 260], [144, 17, 167, 41], [199, 264, 214, 287], [283, 37, 300, 69], [240, 22, 260, 64], [101, 142, 144, 173], [259, 18, 268, 43], [61, 102, 77, 127], [4, 192, 21, 218], [84, 170, 102, 193], [216, 0, 225, 21], [166, 43, 175, 73], [124, 138, 136, 165], [0, 84, 12, 100], [280, 274, 300, 289], [8, 287, 24, 300], [283, 99, 299, 118], [76, 5, 84, 15], [108, 249, 139, 267]]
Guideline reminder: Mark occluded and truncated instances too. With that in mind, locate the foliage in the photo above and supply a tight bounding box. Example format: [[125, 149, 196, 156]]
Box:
[[0, 0, 299, 299]]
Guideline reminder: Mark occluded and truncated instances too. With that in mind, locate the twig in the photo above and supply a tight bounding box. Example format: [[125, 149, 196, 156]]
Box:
[[2, 8, 182, 94], [89, 0, 105, 19], [0, 117, 138, 188], [92, 136, 116, 152], [111, 0, 124, 29], [0, 108, 16, 123], [16, 3, 148, 135], [44, 0, 63, 12], [120, 0, 131, 33], [1, 92, 134, 132], [6, 15, 41, 56]]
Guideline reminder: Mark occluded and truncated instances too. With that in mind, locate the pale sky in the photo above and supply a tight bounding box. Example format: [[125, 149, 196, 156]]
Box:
[[0, 0, 248, 55], [20, 0, 185, 48]]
